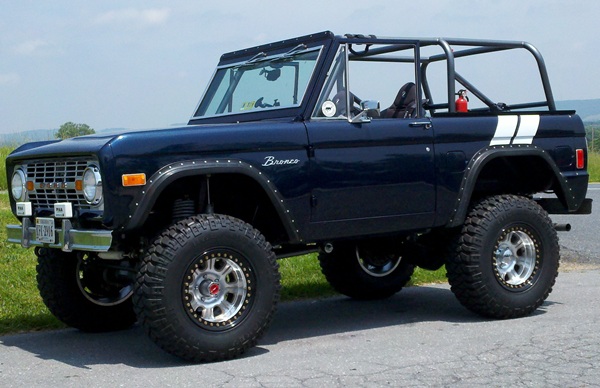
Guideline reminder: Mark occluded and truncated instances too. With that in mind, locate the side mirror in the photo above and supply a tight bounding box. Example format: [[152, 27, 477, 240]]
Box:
[[349, 100, 380, 123], [362, 100, 380, 118]]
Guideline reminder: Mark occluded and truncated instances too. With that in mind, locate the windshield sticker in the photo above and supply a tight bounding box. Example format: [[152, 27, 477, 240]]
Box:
[[322, 100, 336, 117], [241, 101, 257, 111]]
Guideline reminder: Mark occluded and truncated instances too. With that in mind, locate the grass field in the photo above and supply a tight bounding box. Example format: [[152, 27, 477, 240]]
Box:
[[588, 152, 600, 182], [0, 146, 14, 191], [0, 193, 65, 334]]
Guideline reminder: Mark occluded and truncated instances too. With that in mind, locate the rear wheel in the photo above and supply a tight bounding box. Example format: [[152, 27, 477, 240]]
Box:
[[134, 214, 281, 362], [446, 195, 559, 319], [319, 244, 414, 300], [36, 248, 137, 332]]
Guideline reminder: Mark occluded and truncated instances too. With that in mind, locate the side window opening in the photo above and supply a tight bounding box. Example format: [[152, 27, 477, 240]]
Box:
[[312, 43, 419, 120], [348, 55, 417, 118]]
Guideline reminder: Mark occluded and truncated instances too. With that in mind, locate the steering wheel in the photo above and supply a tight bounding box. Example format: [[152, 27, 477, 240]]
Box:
[[254, 97, 280, 109], [331, 90, 362, 116]]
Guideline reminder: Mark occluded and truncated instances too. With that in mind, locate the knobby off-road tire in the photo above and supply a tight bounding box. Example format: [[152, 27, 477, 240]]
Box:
[[319, 244, 414, 300], [134, 214, 281, 362], [446, 194, 559, 319], [36, 248, 137, 332]]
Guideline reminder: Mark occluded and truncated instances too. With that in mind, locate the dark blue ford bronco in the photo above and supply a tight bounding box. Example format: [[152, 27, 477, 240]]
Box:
[[5, 31, 592, 362]]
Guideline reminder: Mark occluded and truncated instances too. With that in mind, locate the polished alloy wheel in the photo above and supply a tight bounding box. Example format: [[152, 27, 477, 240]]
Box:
[[494, 227, 537, 288], [183, 250, 251, 329]]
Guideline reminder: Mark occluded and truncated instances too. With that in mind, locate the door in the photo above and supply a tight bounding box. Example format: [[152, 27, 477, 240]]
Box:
[[305, 119, 435, 239], [304, 42, 435, 240]]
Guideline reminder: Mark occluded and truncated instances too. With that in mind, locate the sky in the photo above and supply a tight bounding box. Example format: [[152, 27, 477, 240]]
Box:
[[1, 0, 599, 135]]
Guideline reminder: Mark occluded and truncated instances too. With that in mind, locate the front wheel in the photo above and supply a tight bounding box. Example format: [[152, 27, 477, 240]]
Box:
[[134, 214, 281, 362], [446, 195, 560, 319], [36, 248, 137, 332]]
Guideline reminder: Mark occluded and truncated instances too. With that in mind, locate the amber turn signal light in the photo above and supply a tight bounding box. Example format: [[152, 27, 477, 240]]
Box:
[[122, 173, 147, 187]]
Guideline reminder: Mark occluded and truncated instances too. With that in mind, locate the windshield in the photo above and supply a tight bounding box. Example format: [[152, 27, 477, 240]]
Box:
[[193, 48, 322, 118]]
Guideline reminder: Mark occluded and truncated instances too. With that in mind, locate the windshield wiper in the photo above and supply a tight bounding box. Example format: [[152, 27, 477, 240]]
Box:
[[281, 44, 307, 59], [240, 44, 309, 67], [243, 52, 268, 65]]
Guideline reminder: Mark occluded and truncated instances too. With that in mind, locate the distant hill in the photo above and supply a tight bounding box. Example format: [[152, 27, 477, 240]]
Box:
[[0, 129, 55, 146], [556, 99, 600, 122], [0, 127, 130, 146]]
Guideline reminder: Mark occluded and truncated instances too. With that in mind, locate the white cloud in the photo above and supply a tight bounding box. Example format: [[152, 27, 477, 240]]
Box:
[[95, 8, 171, 26], [14, 39, 48, 55], [0, 73, 20, 86]]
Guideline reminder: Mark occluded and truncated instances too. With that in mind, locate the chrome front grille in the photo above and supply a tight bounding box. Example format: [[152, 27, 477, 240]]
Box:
[[26, 160, 92, 209]]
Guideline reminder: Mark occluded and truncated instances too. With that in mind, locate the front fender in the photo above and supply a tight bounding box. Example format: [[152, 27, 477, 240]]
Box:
[[124, 158, 302, 243]]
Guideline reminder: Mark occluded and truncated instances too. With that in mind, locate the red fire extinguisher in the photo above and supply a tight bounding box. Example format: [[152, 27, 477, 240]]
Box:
[[455, 89, 469, 112]]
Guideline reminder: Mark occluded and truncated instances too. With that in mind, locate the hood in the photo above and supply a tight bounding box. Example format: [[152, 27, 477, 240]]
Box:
[[6, 126, 179, 161], [107, 120, 304, 160], [7, 119, 305, 163], [7, 135, 116, 161]]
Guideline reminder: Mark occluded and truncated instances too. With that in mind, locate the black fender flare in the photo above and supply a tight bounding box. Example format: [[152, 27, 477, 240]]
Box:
[[447, 145, 577, 227], [123, 158, 302, 243]]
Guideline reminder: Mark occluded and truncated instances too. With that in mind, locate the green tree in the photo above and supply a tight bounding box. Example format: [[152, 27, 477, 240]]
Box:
[[55, 122, 95, 139]]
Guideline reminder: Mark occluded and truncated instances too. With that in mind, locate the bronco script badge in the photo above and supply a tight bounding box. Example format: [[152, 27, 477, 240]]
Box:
[[262, 156, 300, 166]]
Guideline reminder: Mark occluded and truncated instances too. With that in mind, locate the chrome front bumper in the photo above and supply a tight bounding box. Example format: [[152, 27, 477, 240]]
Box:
[[6, 219, 113, 252]]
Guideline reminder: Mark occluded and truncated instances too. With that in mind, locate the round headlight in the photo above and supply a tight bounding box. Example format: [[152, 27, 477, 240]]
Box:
[[82, 165, 103, 205], [11, 169, 27, 201]]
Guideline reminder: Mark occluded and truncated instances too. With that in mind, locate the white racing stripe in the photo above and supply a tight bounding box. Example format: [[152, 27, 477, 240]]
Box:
[[513, 115, 540, 144], [490, 114, 540, 146], [490, 116, 518, 146]]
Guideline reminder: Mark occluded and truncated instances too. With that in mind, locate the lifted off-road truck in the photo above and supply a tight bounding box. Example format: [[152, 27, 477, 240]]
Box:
[[6, 32, 592, 362]]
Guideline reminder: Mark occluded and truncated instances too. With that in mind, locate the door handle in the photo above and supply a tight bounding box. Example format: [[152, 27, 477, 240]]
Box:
[[409, 121, 432, 129]]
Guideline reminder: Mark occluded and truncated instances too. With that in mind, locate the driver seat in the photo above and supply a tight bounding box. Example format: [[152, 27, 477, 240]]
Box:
[[381, 82, 417, 118]]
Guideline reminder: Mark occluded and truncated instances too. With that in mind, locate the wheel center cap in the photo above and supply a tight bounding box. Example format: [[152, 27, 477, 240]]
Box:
[[497, 247, 515, 269], [208, 282, 220, 296]]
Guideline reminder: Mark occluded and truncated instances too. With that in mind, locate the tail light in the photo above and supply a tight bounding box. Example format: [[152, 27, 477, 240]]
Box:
[[576, 149, 585, 169]]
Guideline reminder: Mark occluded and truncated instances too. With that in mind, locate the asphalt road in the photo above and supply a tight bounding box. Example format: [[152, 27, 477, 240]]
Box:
[[551, 183, 600, 266], [1, 270, 599, 387], [0, 185, 598, 387]]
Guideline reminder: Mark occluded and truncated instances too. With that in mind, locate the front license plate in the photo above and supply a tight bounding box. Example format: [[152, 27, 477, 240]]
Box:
[[36, 218, 56, 244]]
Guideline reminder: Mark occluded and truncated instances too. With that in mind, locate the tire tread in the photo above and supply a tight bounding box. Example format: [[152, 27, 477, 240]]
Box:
[[134, 214, 280, 362], [446, 194, 559, 319]]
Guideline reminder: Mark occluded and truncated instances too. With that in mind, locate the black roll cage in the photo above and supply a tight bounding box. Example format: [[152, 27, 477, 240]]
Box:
[[340, 34, 556, 115]]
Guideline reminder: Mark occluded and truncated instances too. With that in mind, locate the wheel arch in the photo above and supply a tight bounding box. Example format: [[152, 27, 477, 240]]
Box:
[[447, 146, 573, 227], [124, 159, 301, 244]]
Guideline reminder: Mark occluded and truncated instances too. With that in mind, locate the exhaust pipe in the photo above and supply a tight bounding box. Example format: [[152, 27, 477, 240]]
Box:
[[553, 223, 571, 232]]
